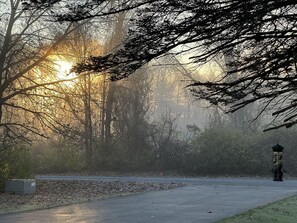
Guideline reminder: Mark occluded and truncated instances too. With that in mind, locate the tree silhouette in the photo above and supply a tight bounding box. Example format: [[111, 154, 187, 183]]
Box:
[[27, 0, 297, 130]]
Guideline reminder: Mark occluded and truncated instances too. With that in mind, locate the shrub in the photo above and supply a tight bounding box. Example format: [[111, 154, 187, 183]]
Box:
[[0, 145, 33, 191], [30, 141, 84, 174]]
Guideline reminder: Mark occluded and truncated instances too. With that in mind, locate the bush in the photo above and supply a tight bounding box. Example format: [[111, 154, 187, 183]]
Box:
[[185, 127, 282, 176], [30, 141, 84, 174], [92, 141, 154, 172], [0, 145, 33, 191]]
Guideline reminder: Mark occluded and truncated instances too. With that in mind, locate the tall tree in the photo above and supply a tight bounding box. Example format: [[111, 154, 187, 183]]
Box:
[[0, 0, 95, 183], [43, 0, 296, 131], [0, 0, 84, 145], [102, 10, 126, 144], [43, 21, 105, 169]]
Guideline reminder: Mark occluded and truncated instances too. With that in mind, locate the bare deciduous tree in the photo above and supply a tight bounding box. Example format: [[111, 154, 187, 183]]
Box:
[[0, 0, 87, 145], [38, 0, 297, 131]]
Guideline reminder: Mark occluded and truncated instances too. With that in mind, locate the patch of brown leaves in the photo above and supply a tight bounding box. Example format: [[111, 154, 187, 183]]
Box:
[[0, 180, 184, 214]]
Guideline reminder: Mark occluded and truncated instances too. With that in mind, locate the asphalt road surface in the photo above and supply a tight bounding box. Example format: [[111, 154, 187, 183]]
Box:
[[1, 176, 297, 223]]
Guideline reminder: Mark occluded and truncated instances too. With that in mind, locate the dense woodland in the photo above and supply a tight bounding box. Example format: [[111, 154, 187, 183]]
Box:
[[1, 0, 297, 189]]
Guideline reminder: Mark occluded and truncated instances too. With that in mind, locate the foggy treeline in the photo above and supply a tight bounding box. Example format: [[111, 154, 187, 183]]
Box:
[[1, 0, 297, 187]]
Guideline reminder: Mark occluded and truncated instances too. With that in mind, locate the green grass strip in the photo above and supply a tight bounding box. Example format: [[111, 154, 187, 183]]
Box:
[[217, 195, 297, 223]]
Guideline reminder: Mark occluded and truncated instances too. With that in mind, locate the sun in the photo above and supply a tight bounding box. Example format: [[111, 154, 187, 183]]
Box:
[[54, 60, 77, 82]]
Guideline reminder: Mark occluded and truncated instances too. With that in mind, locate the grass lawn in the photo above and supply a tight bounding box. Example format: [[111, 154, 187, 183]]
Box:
[[217, 195, 297, 223]]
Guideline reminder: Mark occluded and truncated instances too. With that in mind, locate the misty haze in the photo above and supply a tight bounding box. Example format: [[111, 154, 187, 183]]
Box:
[[1, 1, 297, 223]]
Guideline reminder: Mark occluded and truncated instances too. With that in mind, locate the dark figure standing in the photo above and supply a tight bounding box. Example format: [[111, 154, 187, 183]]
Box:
[[272, 159, 283, 181], [272, 144, 284, 181]]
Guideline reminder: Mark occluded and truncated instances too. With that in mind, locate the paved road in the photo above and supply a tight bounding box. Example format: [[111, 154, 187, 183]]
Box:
[[1, 176, 297, 223]]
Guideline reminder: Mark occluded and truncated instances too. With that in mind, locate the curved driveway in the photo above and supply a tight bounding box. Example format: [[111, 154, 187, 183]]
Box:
[[1, 175, 297, 223]]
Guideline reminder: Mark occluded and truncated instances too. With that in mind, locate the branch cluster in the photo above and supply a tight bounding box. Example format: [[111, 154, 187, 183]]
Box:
[[72, 0, 297, 130], [22, 0, 297, 130]]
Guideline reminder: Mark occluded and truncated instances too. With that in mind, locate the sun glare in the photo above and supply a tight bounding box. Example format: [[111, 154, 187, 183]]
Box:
[[55, 60, 77, 82]]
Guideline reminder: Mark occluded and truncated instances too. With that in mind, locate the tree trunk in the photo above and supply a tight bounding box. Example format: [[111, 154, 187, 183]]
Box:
[[84, 73, 93, 169], [101, 11, 126, 144]]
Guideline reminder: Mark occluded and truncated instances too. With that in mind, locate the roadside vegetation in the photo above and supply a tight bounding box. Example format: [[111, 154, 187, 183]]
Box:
[[3, 125, 297, 185], [29, 126, 297, 177]]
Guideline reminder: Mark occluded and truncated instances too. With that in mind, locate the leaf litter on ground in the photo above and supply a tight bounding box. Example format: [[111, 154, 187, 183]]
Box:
[[0, 180, 186, 214]]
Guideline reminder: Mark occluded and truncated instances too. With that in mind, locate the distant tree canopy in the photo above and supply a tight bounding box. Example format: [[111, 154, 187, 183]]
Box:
[[26, 0, 297, 130]]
